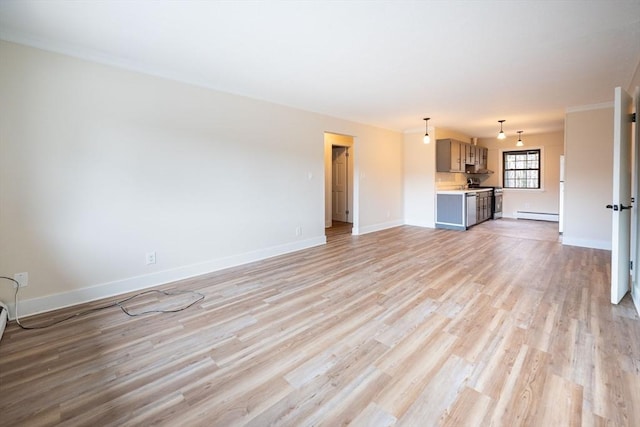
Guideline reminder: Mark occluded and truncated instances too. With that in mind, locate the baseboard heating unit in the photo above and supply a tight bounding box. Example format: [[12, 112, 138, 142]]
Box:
[[516, 211, 559, 222], [0, 300, 7, 342]]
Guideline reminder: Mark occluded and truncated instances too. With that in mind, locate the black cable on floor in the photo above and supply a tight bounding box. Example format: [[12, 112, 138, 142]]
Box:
[[0, 276, 204, 330]]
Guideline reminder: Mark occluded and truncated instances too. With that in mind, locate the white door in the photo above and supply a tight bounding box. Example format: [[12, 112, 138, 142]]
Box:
[[632, 86, 640, 313], [610, 86, 633, 304], [332, 146, 348, 222]]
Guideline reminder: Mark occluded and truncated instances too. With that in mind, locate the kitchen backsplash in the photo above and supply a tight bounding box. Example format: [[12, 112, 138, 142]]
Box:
[[436, 172, 469, 190], [436, 172, 491, 190]]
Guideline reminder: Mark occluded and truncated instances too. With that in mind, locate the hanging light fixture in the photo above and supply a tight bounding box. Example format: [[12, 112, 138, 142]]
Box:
[[423, 117, 431, 144], [497, 120, 506, 140], [516, 131, 524, 147]]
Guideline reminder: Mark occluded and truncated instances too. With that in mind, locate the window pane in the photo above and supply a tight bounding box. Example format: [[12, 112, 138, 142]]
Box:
[[503, 149, 541, 189]]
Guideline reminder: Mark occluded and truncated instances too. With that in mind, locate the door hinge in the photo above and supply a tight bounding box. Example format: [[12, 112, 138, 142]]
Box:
[[632, 112, 636, 123], [346, 210, 350, 215], [630, 260, 633, 271]]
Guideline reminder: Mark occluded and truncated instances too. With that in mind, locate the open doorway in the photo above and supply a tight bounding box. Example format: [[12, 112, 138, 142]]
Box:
[[324, 132, 355, 238]]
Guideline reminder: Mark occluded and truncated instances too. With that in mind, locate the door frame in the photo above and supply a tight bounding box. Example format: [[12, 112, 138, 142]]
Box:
[[324, 132, 357, 233]]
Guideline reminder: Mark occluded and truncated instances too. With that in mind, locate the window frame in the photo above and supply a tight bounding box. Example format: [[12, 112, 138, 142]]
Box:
[[501, 148, 543, 190]]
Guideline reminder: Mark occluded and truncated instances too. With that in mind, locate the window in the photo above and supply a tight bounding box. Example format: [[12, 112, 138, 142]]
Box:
[[503, 149, 541, 189]]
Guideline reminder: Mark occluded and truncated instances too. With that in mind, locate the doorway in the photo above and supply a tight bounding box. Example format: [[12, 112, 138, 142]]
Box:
[[332, 146, 349, 223], [324, 132, 355, 237]]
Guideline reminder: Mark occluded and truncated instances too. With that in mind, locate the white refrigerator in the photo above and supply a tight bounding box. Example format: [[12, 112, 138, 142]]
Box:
[[559, 155, 565, 234]]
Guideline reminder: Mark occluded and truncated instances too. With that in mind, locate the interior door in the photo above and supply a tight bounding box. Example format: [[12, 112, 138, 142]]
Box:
[[332, 146, 348, 222], [610, 86, 633, 304]]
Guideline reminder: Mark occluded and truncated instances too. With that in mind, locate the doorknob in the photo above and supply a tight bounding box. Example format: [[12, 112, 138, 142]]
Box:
[[621, 204, 633, 210], [606, 204, 614, 209]]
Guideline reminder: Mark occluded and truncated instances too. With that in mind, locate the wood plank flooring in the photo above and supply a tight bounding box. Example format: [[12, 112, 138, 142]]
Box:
[[325, 220, 353, 238], [1, 220, 639, 426]]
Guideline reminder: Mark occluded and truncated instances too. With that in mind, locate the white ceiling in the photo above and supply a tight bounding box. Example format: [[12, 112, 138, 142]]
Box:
[[1, 0, 639, 138]]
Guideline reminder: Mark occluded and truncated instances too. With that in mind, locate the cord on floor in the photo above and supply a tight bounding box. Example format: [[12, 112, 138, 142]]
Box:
[[0, 276, 204, 330]]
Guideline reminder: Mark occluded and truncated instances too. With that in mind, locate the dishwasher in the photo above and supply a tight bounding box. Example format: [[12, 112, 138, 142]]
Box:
[[465, 192, 477, 227]]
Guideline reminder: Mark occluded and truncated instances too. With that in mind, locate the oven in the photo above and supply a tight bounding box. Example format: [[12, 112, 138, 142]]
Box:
[[492, 188, 503, 219]]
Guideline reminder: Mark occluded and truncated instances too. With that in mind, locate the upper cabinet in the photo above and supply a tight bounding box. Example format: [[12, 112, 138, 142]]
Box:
[[436, 139, 488, 173], [479, 147, 488, 170], [436, 139, 463, 172]]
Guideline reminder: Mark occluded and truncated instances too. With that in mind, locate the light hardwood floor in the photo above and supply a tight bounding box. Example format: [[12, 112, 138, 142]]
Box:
[[1, 220, 639, 426]]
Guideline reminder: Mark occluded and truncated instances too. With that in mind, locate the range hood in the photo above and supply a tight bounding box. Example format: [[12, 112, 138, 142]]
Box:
[[466, 168, 494, 175]]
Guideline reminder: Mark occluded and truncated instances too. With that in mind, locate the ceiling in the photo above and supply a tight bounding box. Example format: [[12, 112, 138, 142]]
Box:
[[1, 1, 639, 138]]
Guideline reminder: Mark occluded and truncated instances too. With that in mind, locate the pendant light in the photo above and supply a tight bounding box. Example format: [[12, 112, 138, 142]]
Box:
[[497, 120, 506, 140], [516, 131, 524, 147], [423, 117, 431, 144]]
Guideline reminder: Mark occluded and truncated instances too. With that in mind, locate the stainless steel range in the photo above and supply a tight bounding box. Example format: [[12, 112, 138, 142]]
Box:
[[492, 187, 503, 219]]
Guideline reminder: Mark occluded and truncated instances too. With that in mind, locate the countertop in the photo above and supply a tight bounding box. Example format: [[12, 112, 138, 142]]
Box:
[[436, 188, 493, 195]]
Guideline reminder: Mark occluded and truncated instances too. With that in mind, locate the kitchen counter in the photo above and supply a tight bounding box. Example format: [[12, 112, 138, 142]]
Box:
[[435, 188, 493, 231], [436, 188, 492, 195]]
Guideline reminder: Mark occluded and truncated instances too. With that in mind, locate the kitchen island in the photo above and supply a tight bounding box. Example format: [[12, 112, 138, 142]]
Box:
[[436, 189, 492, 230]]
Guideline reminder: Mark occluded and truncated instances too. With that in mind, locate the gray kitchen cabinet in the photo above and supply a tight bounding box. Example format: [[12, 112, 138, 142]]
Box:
[[476, 190, 492, 223], [468, 145, 476, 167], [479, 147, 488, 170], [436, 189, 493, 230], [436, 192, 466, 230], [463, 144, 472, 166], [438, 139, 489, 174], [436, 139, 464, 172]]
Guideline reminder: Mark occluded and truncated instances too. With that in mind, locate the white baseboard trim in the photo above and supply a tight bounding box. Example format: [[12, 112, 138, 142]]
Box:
[[562, 237, 612, 250], [516, 211, 559, 222], [0, 300, 7, 342], [353, 219, 404, 236], [404, 218, 435, 228], [6, 236, 327, 320]]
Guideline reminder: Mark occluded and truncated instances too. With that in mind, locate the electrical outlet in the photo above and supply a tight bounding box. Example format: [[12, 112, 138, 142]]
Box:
[[14, 272, 28, 288], [295, 226, 302, 236], [146, 252, 156, 265]]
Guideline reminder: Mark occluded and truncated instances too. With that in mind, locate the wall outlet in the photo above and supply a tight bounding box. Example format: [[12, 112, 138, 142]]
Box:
[[14, 272, 28, 288], [146, 252, 156, 265], [295, 226, 302, 236]]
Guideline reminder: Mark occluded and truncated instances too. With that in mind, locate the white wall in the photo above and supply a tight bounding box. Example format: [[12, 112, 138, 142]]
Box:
[[629, 61, 640, 91], [403, 126, 473, 228], [563, 104, 614, 249], [481, 131, 564, 218], [403, 130, 435, 228], [0, 41, 404, 316]]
